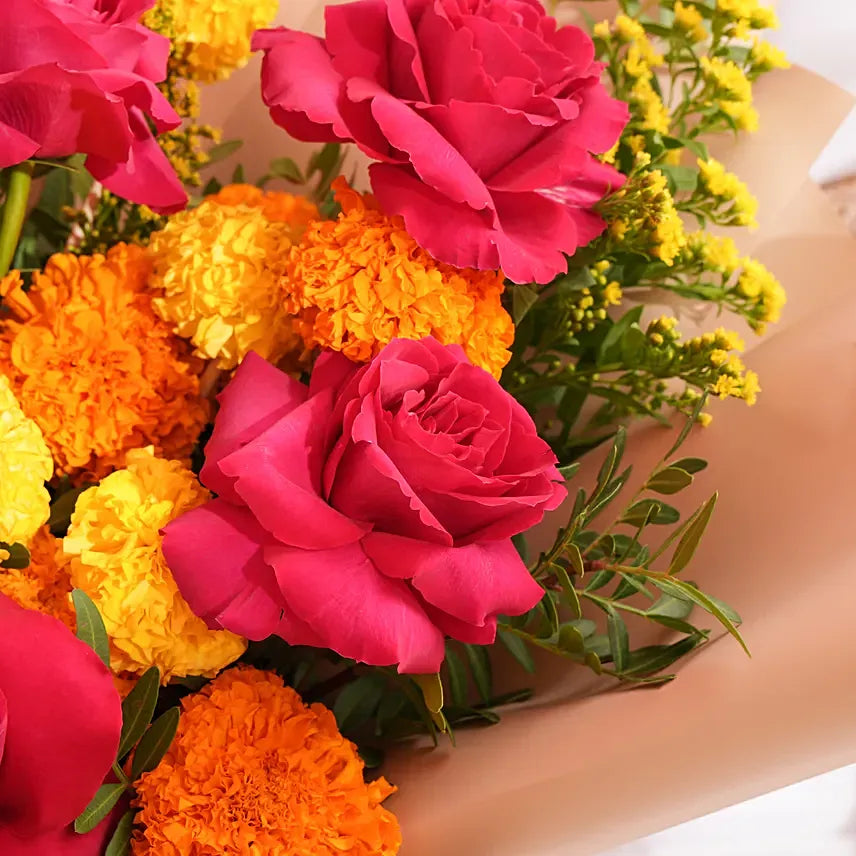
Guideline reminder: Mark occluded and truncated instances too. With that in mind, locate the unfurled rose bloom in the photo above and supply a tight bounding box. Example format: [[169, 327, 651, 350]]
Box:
[[0, 0, 186, 212], [0, 595, 122, 855], [164, 338, 565, 673], [253, 0, 628, 284]]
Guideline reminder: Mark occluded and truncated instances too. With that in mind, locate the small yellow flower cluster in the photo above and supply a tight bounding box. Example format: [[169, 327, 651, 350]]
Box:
[[683, 231, 741, 276], [674, 1, 708, 43], [750, 40, 790, 73], [562, 262, 623, 334], [63, 447, 247, 682], [736, 258, 787, 331], [697, 157, 759, 227], [608, 162, 686, 265], [716, 0, 778, 33], [700, 57, 759, 131], [630, 76, 671, 134]]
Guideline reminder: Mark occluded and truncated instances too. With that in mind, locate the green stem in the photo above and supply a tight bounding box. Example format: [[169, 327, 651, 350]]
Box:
[[0, 162, 34, 278], [111, 761, 132, 788]]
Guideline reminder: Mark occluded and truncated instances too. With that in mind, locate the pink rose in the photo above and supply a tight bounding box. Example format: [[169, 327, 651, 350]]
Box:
[[0, 595, 122, 855], [253, 0, 628, 284], [0, 0, 186, 212], [164, 338, 564, 673]]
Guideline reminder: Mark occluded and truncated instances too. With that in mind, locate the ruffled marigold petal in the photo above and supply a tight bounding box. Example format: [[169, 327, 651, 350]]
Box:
[[285, 178, 515, 378], [132, 666, 401, 856], [0, 245, 209, 483], [63, 448, 246, 682]]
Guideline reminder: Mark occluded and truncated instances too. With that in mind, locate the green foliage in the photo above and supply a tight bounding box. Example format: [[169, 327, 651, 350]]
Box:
[[72, 589, 110, 668]]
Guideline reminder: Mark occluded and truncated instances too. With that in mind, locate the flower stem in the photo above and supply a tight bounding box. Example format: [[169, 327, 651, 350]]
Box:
[[0, 162, 34, 278]]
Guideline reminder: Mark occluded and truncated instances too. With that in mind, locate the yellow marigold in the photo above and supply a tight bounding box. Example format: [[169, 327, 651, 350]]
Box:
[[285, 179, 514, 378], [149, 198, 302, 370], [147, 0, 278, 82], [132, 666, 402, 856], [0, 245, 208, 482], [0, 526, 74, 630], [63, 448, 246, 682], [0, 376, 52, 545], [209, 184, 320, 238], [674, 1, 708, 42]]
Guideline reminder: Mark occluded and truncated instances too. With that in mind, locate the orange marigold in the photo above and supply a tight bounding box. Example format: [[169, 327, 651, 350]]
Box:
[[132, 666, 402, 856], [0, 244, 209, 481], [285, 178, 514, 378], [0, 525, 74, 630], [209, 183, 319, 239]]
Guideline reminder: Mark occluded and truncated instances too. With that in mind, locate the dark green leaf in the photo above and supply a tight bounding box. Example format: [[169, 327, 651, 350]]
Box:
[[565, 618, 597, 638], [670, 492, 717, 573], [623, 635, 707, 677], [333, 675, 386, 732], [553, 562, 581, 618], [511, 532, 528, 563], [0, 542, 30, 569], [557, 622, 586, 655], [74, 784, 126, 834], [606, 607, 629, 671], [654, 578, 749, 655], [621, 499, 680, 526], [598, 307, 643, 364], [585, 634, 611, 659], [498, 630, 535, 674], [117, 667, 160, 761], [511, 285, 539, 323], [269, 157, 304, 183], [669, 457, 708, 474], [231, 163, 245, 184], [558, 461, 581, 482], [308, 142, 343, 184], [48, 485, 91, 535], [464, 645, 492, 703], [647, 591, 694, 620], [658, 163, 698, 193], [566, 543, 585, 577], [645, 466, 694, 495], [611, 572, 651, 600], [131, 707, 180, 780], [204, 139, 243, 166], [482, 688, 533, 708], [104, 809, 134, 856], [648, 615, 709, 635], [700, 591, 742, 625], [375, 692, 407, 735], [444, 647, 468, 707], [537, 591, 560, 639], [358, 746, 384, 769], [72, 589, 110, 667], [585, 568, 615, 591]]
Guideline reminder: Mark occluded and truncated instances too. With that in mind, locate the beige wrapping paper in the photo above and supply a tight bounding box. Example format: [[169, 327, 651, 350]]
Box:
[[196, 6, 856, 852]]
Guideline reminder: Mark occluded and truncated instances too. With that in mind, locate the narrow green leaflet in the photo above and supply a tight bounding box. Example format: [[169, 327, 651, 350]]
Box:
[[464, 644, 493, 703], [117, 666, 160, 761], [670, 493, 718, 574], [645, 466, 694, 495], [511, 284, 539, 323], [104, 809, 134, 856], [72, 589, 110, 667], [443, 647, 469, 707], [498, 630, 535, 674], [131, 707, 180, 780], [605, 607, 630, 672], [332, 674, 386, 732], [74, 783, 126, 834]]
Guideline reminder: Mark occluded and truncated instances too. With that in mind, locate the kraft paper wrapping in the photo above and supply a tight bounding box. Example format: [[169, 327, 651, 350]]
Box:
[[197, 8, 856, 853]]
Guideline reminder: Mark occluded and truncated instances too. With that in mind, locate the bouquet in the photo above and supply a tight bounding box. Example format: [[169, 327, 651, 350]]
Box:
[[0, 0, 790, 852]]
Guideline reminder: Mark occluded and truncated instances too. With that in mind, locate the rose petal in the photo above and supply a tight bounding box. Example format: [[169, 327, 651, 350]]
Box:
[[419, 600, 499, 646], [363, 532, 542, 624], [0, 596, 121, 836], [201, 351, 308, 499], [266, 542, 446, 673], [325, 0, 391, 89]]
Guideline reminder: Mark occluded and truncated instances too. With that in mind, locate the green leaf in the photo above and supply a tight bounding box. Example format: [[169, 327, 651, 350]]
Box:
[[48, 485, 92, 535], [537, 591, 560, 639], [464, 644, 492, 703], [566, 618, 597, 638], [131, 707, 180, 780], [444, 647, 468, 707], [622, 635, 707, 677], [498, 630, 535, 674], [669, 457, 708, 474], [0, 542, 30, 569], [665, 391, 709, 458], [104, 810, 134, 856], [558, 461, 581, 482], [308, 142, 343, 184], [585, 568, 615, 592], [670, 492, 717, 573], [553, 562, 581, 618], [333, 674, 386, 732], [117, 667, 160, 761], [269, 157, 304, 183], [511, 285, 539, 323], [611, 572, 651, 600], [658, 163, 698, 193], [511, 532, 528, 563], [557, 622, 586, 655], [606, 607, 629, 671], [647, 591, 694, 621], [654, 578, 749, 655], [645, 466, 694, 495], [701, 591, 742, 625], [204, 139, 243, 166], [621, 499, 680, 526], [413, 673, 444, 713], [231, 163, 245, 184], [72, 589, 110, 667], [358, 745, 384, 768], [74, 783, 126, 834], [598, 307, 643, 364], [566, 542, 585, 577]]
